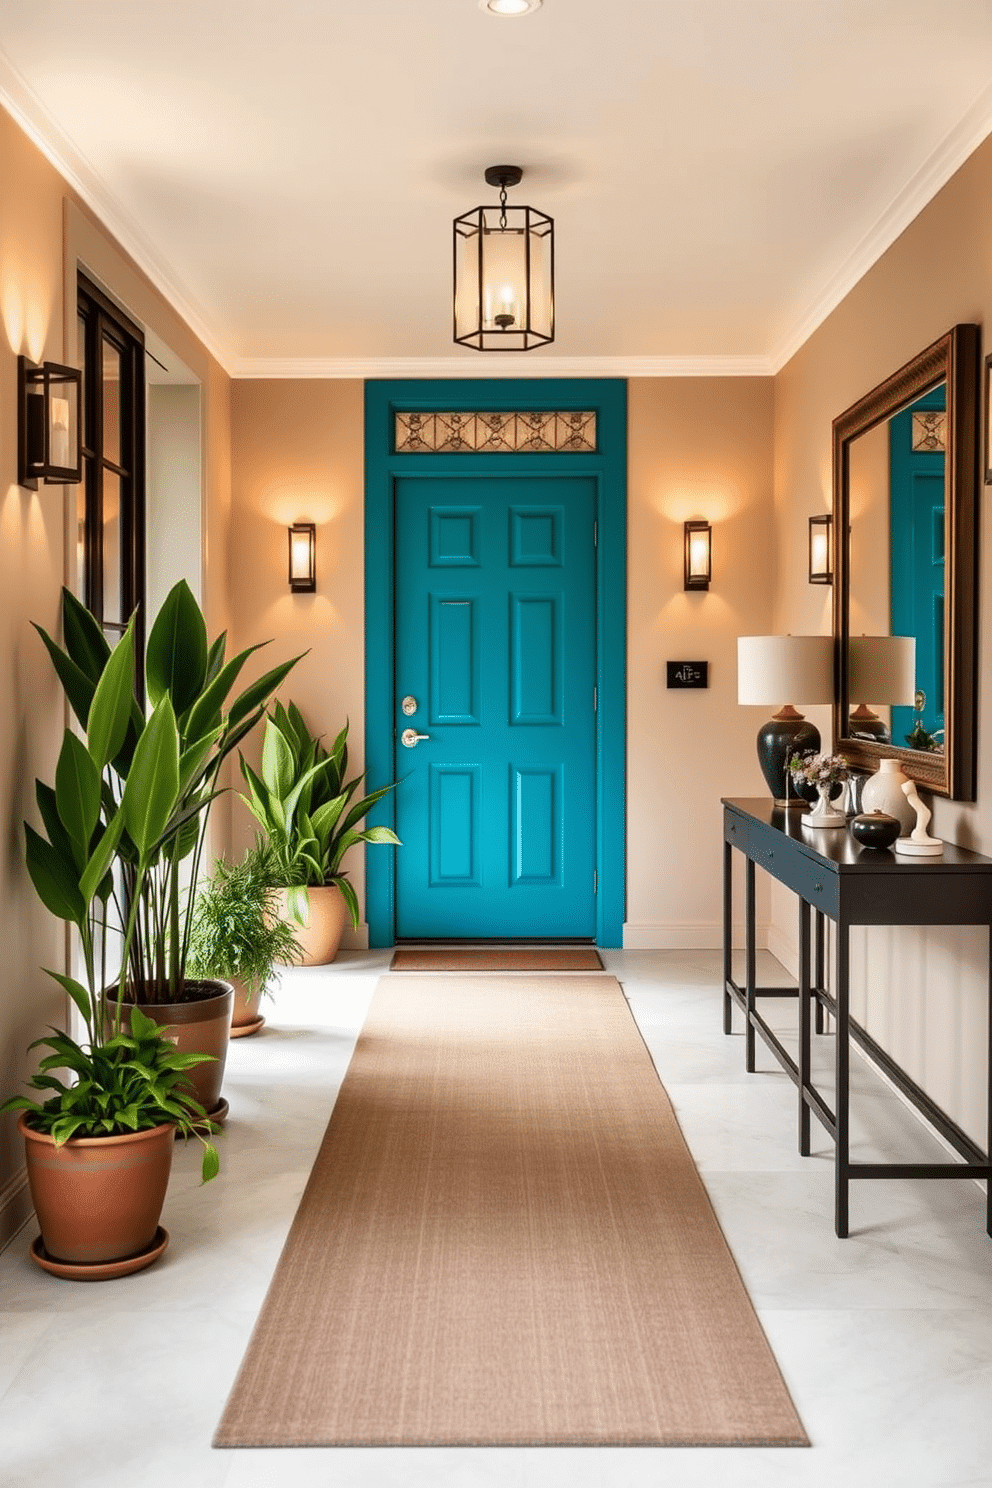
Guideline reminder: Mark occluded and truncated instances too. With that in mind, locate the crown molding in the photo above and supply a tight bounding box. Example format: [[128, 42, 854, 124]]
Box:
[[226, 353, 775, 379], [0, 52, 229, 370], [770, 76, 992, 373]]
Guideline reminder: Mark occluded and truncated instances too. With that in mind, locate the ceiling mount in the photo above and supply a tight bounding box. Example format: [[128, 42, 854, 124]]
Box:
[[483, 165, 523, 191]]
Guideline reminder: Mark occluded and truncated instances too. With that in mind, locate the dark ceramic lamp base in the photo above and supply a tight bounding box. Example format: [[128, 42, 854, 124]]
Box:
[[756, 707, 820, 806]]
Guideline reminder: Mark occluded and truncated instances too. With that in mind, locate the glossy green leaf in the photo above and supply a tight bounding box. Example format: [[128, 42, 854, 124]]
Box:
[[184, 644, 265, 744], [44, 969, 94, 1023], [33, 624, 95, 728], [78, 807, 126, 904], [87, 620, 136, 768], [228, 655, 304, 728], [25, 823, 84, 925], [55, 731, 101, 850], [121, 697, 181, 856], [261, 717, 295, 798], [61, 587, 112, 681], [145, 580, 208, 713]]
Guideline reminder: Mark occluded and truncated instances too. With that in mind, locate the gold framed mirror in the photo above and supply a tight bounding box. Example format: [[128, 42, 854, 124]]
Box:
[[832, 324, 980, 798]]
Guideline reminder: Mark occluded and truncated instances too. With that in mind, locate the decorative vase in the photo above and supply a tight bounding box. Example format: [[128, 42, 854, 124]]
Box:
[[850, 811, 901, 850], [860, 758, 916, 834], [804, 781, 847, 828], [274, 884, 348, 965]]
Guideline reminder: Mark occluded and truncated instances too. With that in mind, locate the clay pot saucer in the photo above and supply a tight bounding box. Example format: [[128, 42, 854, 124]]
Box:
[[30, 1226, 169, 1281], [229, 1015, 265, 1039]]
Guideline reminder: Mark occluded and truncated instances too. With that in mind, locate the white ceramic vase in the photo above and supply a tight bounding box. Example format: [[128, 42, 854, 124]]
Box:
[[860, 758, 916, 834], [805, 781, 846, 828]]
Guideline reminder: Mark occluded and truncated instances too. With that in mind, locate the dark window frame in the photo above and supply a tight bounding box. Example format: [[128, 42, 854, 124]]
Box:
[[76, 274, 146, 666]]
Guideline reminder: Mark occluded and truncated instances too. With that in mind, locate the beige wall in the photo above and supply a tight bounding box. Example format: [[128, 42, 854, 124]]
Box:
[[625, 378, 776, 945], [0, 102, 71, 1245], [228, 380, 368, 936], [0, 109, 232, 1242], [773, 131, 992, 1145]]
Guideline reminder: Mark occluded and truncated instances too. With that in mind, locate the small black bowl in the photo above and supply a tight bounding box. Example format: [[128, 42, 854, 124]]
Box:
[[850, 811, 901, 850]]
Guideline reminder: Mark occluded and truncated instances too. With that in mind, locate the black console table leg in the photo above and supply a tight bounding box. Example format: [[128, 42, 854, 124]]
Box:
[[745, 857, 757, 1073], [814, 908, 826, 1036], [835, 924, 850, 1238], [799, 898, 812, 1157], [987, 925, 992, 1238], [723, 838, 733, 1035]]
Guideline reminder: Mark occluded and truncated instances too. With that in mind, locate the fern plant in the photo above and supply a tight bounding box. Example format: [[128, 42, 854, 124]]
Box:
[[186, 846, 302, 1001]]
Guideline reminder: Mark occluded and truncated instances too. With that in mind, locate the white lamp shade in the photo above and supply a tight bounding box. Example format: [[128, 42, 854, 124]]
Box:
[[737, 635, 834, 707], [848, 635, 916, 705]]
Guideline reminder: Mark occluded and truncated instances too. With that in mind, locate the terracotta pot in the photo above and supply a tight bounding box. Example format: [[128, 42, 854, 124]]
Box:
[[19, 1113, 173, 1265], [229, 974, 264, 1035], [275, 884, 348, 965], [118, 979, 234, 1114]]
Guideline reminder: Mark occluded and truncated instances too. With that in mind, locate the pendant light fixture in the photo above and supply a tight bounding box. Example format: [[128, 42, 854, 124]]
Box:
[[453, 165, 554, 351]]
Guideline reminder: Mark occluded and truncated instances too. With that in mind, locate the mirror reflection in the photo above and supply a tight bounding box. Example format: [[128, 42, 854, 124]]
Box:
[[832, 323, 979, 800], [846, 381, 945, 753]]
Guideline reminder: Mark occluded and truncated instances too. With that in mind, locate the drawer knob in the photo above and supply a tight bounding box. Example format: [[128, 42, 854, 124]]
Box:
[[814, 883, 823, 894], [766, 850, 774, 862]]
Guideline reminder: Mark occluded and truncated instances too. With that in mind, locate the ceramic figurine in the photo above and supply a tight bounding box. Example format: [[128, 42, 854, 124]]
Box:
[[895, 780, 944, 856]]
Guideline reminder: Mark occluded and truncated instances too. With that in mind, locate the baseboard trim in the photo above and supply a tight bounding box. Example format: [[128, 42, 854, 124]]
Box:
[[0, 1167, 33, 1252], [766, 922, 799, 978], [342, 924, 370, 951], [622, 921, 770, 951]]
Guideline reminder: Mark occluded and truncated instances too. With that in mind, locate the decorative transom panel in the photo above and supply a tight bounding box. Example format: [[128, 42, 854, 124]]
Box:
[[911, 411, 946, 452], [395, 410, 597, 453]]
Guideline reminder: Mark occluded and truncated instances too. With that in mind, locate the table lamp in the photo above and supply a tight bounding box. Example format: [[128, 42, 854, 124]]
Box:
[[847, 635, 916, 741], [737, 635, 835, 805]]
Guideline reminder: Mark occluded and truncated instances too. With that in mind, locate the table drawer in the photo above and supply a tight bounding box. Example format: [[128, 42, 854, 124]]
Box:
[[749, 827, 840, 918]]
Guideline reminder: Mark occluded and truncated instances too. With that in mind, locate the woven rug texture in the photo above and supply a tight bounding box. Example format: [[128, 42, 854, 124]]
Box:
[[390, 946, 604, 971], [215, 973, 807, 1448]]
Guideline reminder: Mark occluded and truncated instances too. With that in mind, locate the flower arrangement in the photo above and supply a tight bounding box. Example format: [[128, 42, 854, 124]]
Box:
[[789, 750, 850, 789]]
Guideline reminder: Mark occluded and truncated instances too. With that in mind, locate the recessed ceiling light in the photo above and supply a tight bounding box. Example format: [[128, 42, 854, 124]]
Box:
[[479, 0, 542, 16]]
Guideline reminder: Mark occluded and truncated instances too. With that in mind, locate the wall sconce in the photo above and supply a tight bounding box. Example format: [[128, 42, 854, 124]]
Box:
[[288, 522, 316, 592], [683, 520, 712, 590], [808, 514, 833, 584], [18, 356, 82, 488]]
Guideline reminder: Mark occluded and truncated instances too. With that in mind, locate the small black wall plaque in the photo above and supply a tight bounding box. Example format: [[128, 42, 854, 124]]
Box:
[[667, 661, 708, 689]]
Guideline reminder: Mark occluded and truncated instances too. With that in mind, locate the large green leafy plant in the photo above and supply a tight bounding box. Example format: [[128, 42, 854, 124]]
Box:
[[238, 701, 399, 929], [0, 582, 300, 1177]]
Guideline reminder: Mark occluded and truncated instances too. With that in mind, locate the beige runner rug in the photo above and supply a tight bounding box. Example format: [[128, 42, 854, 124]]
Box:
[[390, 945, 603, 971], [215, 974, 807, 1448]]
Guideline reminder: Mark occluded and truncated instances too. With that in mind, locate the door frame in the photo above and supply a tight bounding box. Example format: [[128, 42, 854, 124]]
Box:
[[364, 377, 627, 946]]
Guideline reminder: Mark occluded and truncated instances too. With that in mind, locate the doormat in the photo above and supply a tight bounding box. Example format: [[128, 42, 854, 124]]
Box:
[[215, 973, 808, 1448], [389, 946, 604, 972]]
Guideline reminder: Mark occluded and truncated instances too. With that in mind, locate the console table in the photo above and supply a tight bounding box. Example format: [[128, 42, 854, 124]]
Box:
[[722, 797, 992, 1237]]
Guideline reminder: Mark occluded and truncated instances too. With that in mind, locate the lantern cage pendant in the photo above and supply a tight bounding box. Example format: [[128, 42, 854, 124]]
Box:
[[453, 164, 555, 351]]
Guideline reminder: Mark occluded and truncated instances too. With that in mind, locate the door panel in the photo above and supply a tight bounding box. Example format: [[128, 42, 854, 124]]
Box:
[[394, 473, 596, 939]]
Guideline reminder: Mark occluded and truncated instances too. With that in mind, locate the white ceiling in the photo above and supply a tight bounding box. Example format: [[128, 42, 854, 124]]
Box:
[[2, 0, 992, 376]]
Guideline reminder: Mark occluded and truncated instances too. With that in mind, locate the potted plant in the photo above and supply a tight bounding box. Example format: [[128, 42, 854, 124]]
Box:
[[238, 701, 399, 963], [35, 581, 300, 1116], [186, 845, 303, 1036], [1, 582, 301, 1276], [0, 595, 236, 1274]]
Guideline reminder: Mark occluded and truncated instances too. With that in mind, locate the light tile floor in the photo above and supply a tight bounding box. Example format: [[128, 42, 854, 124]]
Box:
[[2, 949, 991, 1488]]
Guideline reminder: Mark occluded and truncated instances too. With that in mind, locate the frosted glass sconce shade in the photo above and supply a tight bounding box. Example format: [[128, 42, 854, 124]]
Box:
[[288, 523, 316, 592], [18, 357, 82, 488], [684, 521, 712, 590], [808, 514, 832, 584]]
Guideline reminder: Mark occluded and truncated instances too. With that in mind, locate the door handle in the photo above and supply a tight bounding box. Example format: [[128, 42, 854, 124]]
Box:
[[401, 728, 430, 749]]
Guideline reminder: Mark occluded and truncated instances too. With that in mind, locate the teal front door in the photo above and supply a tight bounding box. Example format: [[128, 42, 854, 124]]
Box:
[[393, 473, 597, 939]]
